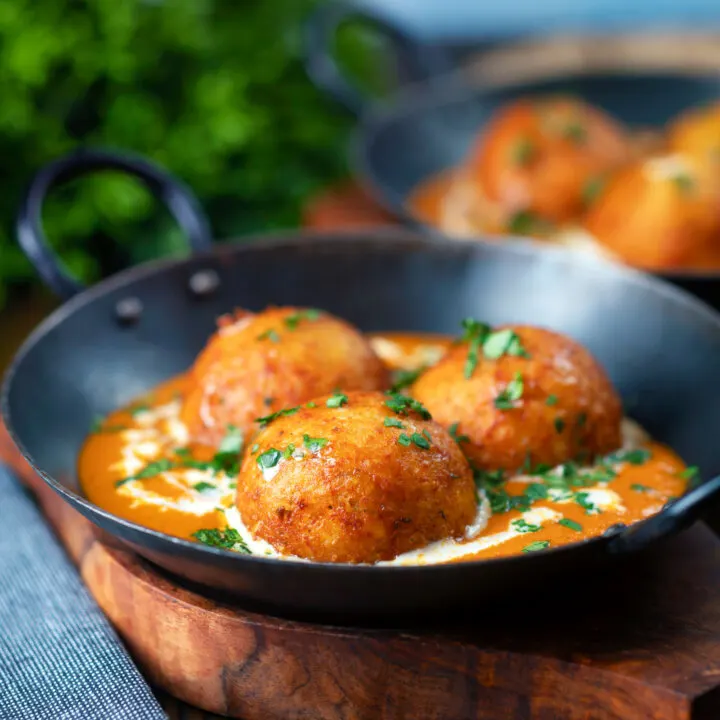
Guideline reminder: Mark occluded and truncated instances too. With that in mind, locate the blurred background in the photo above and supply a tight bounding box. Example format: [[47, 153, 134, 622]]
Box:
[[2, 0, 720, 366]]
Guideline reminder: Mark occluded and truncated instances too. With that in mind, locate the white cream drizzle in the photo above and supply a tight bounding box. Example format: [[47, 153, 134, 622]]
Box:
[[110, 394, 648, 564]]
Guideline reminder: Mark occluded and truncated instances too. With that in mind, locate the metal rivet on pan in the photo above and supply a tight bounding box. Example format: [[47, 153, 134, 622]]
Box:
[[601, 523, 627, 538], [115, 297, 143, 326], [188, 269, 220, 297]]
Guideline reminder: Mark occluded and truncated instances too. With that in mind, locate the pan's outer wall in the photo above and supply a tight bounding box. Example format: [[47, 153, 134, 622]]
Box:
[[5, 232, 720, 615]]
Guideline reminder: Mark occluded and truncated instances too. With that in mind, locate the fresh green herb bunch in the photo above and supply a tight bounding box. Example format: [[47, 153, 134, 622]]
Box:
[[0, 0, 378, 306]]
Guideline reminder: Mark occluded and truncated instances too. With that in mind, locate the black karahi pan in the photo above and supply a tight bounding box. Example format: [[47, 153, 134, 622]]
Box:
[[4, 147, 720, 619], [305, 2, 720, 308]]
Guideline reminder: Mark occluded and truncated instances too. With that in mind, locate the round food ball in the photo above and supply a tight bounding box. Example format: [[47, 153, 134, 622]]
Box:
[[668, 101, 720, 171], [235, 391, 477, 564], [181, 307, 389, 446], [584, 154, 720, 270], [411, 325, 622, 473], [467, 96, 630, 229]]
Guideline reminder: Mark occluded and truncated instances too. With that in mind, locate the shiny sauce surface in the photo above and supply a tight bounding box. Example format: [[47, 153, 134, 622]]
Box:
[[79, 332, 689, 564]]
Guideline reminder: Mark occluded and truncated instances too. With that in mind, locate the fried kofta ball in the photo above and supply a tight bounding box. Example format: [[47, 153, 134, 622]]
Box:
[[181, 307, 389, 446], [235, 391, 477, 564], [584, 154, 720, 270], [467, 97, 630, 230], [411, 325, 622, 473], [668, 102, 720, 171]]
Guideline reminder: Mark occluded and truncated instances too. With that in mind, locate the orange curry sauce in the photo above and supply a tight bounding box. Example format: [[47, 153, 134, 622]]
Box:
[[79, 333, 689, 564]]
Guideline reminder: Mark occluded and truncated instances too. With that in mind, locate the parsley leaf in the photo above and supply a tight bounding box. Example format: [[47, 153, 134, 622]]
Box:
[[390, 366, 427, 392], [326, 392, 348, 408], [482, 329, 530, 360], [558, 518, 582, 532], [449, 422, 469, 444], [512, 518, 542, 533], [255, 406, 300, 428], [284, 309, 322, 330], [494, 372, 524, 410], [384, 392, 432, 419], [411, 432, 431, 449], [256, 448, 282, 470], [257, 328, 280, 343], [384, 417, 405, 429], [522, 540, 550, 553], [193, 528, 250, 554], [303, 434, 328, 453], [115, 458, 175, 487]]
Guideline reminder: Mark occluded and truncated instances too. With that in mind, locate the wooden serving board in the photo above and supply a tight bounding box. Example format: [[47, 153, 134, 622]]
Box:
[[4, 421, 720, 720]]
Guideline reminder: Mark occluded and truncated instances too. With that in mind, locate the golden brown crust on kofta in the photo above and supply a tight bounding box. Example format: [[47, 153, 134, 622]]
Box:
[[235, 391, 477, 564], [181, 307, 389, 446], [668, 102, 720, 170], [411, 326, 622, 473], [583, 155, 720, 270], [469, 97, 629, 227]]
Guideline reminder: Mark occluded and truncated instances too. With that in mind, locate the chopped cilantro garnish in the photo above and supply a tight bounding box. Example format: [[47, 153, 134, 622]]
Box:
[[507, 210, 543, 235], [115, 458, 175, 487], [461, 318, 490, 379], [524, 483, 548, 501], [255, 406, 300, 428], [282, 443, 297, 460], [574, 491, 599, 514], [256, 448, 282, 470], [522, 540, 550, 553], [257, 328, 280, 342], [512, 518, 542, 533], [384, 417, 405, 429], [411, 432, 431, 450], [174, 447, 191, 458], [193, 482, 216, 493], [672, 173, 694, 194], [398, 433, 412, 447], [678, 466, 699, 482], [284, 309, 322, 330], [130, 403, 150, 417], [210, 425, 244, 476], [630, 483, 651, 493], [250, 443, 260, 454], [582, 176, 605, 206], [449, 422, 470, 444], [192, 528, 250, 554], [482, 328, 530, 360], [303, 435, 328, 453], [563, 122, 586, 143], [545, 394, 558, 407], [384, 392, 432, 419], [494, 372, 524, 410], [217, 425, 243, 454], [559, 518, 582, 532], [306, 401, 317, 408], [554, 418, 565, 434], [326, 392, 348, 408], [510, 137, 535, 166], [390, 366, 427, 392], [605, 448, 651, 465]]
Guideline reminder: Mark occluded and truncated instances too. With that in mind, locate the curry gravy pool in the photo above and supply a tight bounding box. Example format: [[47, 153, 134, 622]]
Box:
[[79, 333, 690, 564]]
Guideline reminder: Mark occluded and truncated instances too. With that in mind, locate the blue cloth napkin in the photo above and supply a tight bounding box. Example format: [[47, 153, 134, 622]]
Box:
[[0, 466, 166, 720]]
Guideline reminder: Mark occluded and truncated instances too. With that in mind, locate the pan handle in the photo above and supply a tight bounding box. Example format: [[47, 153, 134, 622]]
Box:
[[16, 147, 213, 300], [304, 1, 454, 115], [607, 474, 720, 553]]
